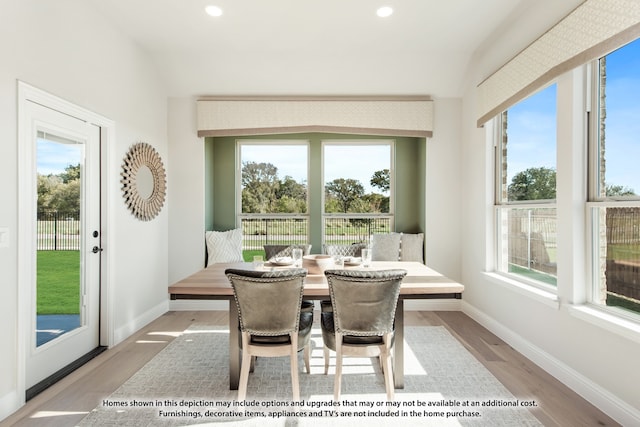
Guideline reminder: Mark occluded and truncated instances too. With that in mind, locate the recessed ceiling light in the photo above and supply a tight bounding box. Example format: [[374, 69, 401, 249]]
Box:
[[377, 6, 393, 18], [205, 5, 223, 17]]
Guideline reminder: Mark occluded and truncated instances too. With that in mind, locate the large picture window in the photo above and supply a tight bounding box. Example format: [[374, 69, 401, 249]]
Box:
[[495, 84, 558, 288], [322, 141, 394, 245], [237, 141, 310, 251], [238, 142, 308, 214], [589, 38, 640, 317]]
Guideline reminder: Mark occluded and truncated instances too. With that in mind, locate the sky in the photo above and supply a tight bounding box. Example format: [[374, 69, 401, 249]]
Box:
[[507, 37, 640, 195], [240, 143, 391, 194], [37, 138, 82, 175]]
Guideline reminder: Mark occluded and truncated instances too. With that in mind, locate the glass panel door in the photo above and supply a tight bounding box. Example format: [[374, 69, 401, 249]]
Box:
[[36, 132, 83, 346]]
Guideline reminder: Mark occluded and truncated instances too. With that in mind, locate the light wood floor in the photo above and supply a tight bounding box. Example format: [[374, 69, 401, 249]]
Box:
[[2, 310, 619, 426]]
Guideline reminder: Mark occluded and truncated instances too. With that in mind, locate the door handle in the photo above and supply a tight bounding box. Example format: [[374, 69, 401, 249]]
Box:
[[92, 246, 103, 253]]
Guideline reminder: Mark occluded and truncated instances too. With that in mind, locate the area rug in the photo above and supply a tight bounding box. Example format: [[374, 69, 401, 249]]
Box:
[[79, 325, 542, 426]]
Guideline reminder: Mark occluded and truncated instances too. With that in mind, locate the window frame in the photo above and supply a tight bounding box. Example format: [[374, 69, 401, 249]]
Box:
[[320, 139, 396, 216], [493, 84, 559, 293], [235, 139, 310, 216], [586, 50, 640, 321]]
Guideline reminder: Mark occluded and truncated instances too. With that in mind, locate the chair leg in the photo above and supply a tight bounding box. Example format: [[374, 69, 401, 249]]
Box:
[[334, 335, 343, 401], [290, 334, 300, 401], [382, 334, 394, 400], [323, 346, 330, 375], [250, 356, 256, 373], [304, 344, 311, 374], [238, 334, 252, 401]]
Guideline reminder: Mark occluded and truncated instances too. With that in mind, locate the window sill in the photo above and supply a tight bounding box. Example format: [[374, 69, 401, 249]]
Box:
[[483, 272, 560, 309], [568, 305, 640, 345]]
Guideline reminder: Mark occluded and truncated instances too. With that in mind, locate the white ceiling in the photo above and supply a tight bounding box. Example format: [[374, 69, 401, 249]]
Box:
[[86, 0, 581, 98]]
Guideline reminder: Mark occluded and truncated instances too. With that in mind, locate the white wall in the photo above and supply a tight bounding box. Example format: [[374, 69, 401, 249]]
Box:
[[459, 6, 640, 425], [167, 97, 206, 284], [0, 0, 169, 419], [426, 99, 463, 282]]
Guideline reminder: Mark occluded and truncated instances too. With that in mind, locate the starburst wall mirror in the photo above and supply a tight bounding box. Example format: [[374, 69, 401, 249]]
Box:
[[120, 142, 166, 221]]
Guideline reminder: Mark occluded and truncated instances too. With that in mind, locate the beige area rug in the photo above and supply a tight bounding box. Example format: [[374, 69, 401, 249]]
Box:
[[79, 324, 542, 426]]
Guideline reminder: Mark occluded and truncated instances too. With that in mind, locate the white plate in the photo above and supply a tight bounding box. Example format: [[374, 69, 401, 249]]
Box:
[[343, 257, 362, 266], [270, 257, 294, 266]]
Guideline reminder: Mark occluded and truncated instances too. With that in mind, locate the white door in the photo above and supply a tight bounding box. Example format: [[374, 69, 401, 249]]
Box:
[[24, 101, 101, 391]]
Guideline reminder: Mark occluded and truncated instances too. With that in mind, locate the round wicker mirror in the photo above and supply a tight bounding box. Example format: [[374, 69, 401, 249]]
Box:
[[120, 142, 166, 221]]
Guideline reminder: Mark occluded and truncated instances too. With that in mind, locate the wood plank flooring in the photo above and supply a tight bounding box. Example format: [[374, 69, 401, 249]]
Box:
[[1, 310, 619, 426]]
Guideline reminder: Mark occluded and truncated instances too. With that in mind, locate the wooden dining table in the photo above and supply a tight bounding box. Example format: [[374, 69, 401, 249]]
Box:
[[168, 261, 464, 390]]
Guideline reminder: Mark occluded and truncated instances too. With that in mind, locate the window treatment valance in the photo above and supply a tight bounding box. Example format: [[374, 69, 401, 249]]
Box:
[[477, 0, 640, 127], [196, 97, 433, 138]]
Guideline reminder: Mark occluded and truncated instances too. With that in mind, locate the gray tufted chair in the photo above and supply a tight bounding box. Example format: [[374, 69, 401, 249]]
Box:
[[263, 244, 314, 313], [225, 268, 311, 401], [322, 243, 367, 258], [263, 244, 312, 260], [321, 269, 407, 401]]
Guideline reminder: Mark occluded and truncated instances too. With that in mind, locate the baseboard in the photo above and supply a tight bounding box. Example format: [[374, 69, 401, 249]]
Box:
[[461, 301, 640, 426], [113, 299, 169, 345], [0, 390, 21, 424]]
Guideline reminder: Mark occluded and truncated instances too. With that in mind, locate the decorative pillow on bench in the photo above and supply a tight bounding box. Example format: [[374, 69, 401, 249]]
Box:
[[370, 233, 402, 261], [400, 232, 424, 263], [205, 228, 244, 265], [370, 232, 425, 263]]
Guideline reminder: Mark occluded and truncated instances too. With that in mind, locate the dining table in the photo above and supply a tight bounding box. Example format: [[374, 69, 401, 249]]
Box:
[[168, 260, 464, 390]]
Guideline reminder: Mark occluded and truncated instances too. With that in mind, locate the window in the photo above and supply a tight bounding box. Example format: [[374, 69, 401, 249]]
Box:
[[238, 142, 308, 214], [589, 38, 640, 317], [237, 141, 309, 251], [495, 84, 558, 288], [322, 141, 394, 244]]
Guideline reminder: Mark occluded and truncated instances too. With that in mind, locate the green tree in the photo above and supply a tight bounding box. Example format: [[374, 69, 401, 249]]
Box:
[[606, 184, 636, 197], [241, 161, 280, 213], [370, 169, 390, 192], [60, 163, 80, 183], [508, 167, 556, 201], [37, 163, 81, 212], [325, 178, 365, 213]]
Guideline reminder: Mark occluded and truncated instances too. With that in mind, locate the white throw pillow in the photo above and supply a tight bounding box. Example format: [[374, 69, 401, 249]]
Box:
[[370, 233, 402, 261], [400, 232, 425, 262], [205, 228, 244, 265]]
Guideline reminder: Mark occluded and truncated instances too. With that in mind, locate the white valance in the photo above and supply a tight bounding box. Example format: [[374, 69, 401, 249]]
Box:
[[477, 0, 640, 127], [197, 97, 433, 138]]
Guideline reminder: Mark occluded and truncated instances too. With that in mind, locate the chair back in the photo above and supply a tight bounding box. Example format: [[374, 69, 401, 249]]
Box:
[[324, 269, 407, 337], [264, 244, 312, 260], [323, 243, 367, 258], [226, 268, 307, 336]]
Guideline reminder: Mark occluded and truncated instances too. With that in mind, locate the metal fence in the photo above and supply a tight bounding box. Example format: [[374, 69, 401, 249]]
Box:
[[323, 215, 392, 245], [606, 207, 640, 245], [37, 210, 80, 250], [239, 214, 393, 251], [240, 215, 310, 251]]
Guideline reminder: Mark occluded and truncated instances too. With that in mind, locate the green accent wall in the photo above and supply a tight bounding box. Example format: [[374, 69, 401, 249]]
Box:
[[204, 133, 426, 252]]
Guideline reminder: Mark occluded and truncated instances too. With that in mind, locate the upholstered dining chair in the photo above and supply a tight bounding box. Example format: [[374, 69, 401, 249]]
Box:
[[263, 244, 312, 261], [225, 268, 312, 401], [321, 269, 407, 401], [322, 243, 367, 258], [263, 244, 314, 313]]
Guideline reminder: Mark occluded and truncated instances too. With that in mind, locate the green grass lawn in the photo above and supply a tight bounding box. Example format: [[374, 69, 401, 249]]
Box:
[[243, 250, 265, 262], [37, 251, 80, 315]]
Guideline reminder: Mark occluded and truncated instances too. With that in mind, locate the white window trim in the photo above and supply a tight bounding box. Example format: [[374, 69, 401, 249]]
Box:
[[483, 272, 560, 309], [568, 304, 640, 345]]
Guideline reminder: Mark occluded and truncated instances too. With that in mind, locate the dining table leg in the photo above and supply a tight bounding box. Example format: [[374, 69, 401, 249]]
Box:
[[393, 298, 405, 389], [229, 299, 240, 390]]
